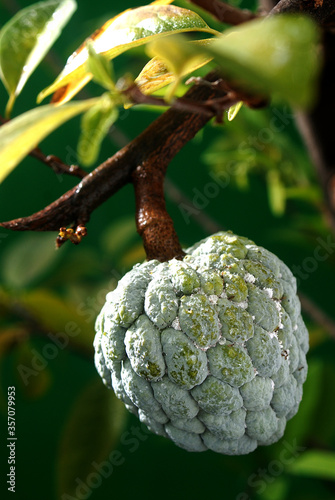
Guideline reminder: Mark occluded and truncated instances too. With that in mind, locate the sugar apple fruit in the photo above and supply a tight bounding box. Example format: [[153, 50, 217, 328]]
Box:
[[94, 231, 308, 455]]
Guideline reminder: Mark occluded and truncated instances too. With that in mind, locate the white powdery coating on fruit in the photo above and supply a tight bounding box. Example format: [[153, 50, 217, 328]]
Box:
[[94, 230, 309, 456], [171, 318, 182, 331], [274, 299, 284, 329], [234, 300, 248, 310], [244, 273, 256, 284], [208, 294, 219, 305]]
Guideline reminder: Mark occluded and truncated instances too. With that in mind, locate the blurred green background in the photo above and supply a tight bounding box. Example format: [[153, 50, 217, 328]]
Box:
[[1, 1, 335, 499]]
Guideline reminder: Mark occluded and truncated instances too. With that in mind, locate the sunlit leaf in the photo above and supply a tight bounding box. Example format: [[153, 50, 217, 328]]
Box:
[[285, 185, 321, 204], [135, 38, 213, 97], [1, 233, 60, 289], [78, 94, 119, 166], [49, 73, 92, 105], [227, 101, 243, 121], [267, 169, 286, 216], [38, 4, 218, 104], [16, 289, 96, 352], [151, 0, 175, 4], [206, 15, 320, 108], [145, 36, 213, 101], [57, 379, 126, 499], [0, 98, 97, 184], [0, 0, 77, 117], [86, 43, 115, 90], [287, 450, 335, 480]]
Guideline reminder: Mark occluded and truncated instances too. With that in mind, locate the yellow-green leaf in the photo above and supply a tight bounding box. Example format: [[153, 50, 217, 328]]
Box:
[[142, 36, 213, 101], [151, 0, 175, 4], [267, 169, 286, 216], [0, 0, 77, 117], [38, 4, 217, 104], [0, 98, 97, 184], [78, 96, 119, 166], [287, 451, 335, 481], [86, 43, 115, 91], [227, 101, 243, 121]]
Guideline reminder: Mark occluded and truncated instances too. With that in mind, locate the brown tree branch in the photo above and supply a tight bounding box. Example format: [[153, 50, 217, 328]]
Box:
[[2, 0, 332, 261], [0, 71, 228, 247], [30, 149, 87, 179], [188, 0, 257, 25], [133, 164, 186, 262], [271, 0, 335, 27], [299, 292, 335, 341]]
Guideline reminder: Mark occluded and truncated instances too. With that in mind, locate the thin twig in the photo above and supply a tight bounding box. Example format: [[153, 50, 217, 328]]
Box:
[[164, 178, 224, 234], [124, 83, 240, 121], [30, 149, 88, 179], [1, 114, 87, 180], [299, 292, 335, 341], [0, 71, 228, 239]]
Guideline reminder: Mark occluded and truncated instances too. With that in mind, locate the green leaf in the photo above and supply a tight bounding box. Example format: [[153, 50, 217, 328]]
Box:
[[146, 35, 213, 101], [1, 233, 60, 289], [38, 4, 218, 103], [287, 450, 335, 481], [207, 15, 320, 108], [78, 95, 119, 166], [57, 379, 126, 499], [86, 42, 115, 90], [267, 169, 286, 216], [227, 101, 243, 121], [0, 98, 97, 185], [259, 477, 289, 500], [134, 38, 213, 99], [0, 0, 77, 117]]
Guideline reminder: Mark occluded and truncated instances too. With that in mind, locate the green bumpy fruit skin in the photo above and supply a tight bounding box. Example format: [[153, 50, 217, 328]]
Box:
[[94, 231, 309, 455]]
